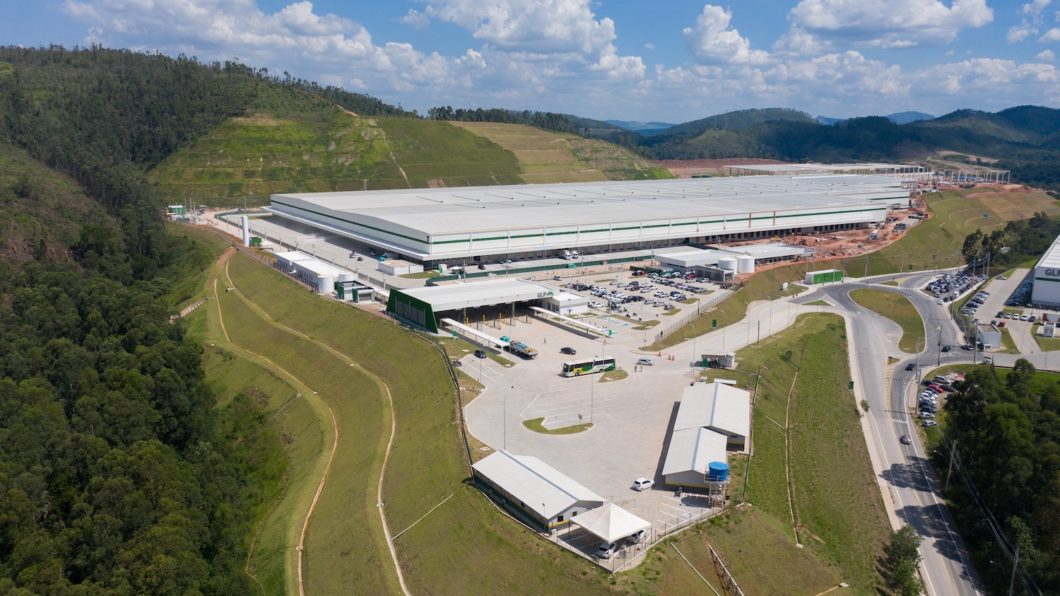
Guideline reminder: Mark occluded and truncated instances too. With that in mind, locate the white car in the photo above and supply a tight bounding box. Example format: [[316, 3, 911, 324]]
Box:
[[636, 358, 654, 366], [632, 477, 653, 491], [596, 541, 617, 560]]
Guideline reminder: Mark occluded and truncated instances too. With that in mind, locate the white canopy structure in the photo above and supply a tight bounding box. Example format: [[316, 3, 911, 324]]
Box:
[[571, 502, 651, 544]]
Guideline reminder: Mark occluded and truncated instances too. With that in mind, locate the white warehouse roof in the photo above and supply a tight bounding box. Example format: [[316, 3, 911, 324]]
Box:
[[657, 248, 728, 268], [275, 250, 347, 277], [662, 427, 729, 477], [1035, 233, 1060, 270], [398, 278, 556, 312], [266, 175, 903, 261], [674, 382, 751, 439], [472, 450, 604, 519], [718, 242, 810, 261]]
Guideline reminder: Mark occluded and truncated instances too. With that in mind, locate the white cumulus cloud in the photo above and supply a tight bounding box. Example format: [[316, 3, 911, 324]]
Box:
[[683, 5, 769, 65], [1039, 49, 1056, 60], [789, 0, 993, 48]]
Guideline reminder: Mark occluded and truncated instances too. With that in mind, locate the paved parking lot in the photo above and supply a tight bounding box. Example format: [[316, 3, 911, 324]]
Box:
[[462, 311, 724, 539]]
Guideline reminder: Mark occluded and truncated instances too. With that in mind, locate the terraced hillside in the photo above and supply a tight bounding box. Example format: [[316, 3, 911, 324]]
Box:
[[449, 121, 671, 183], [148, 110, 525, 206], [148, 111, 671, 207], [0, 141, 110, 263]]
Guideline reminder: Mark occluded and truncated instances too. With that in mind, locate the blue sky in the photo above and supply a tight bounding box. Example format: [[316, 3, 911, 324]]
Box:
[[1, 1, 1057, 122]]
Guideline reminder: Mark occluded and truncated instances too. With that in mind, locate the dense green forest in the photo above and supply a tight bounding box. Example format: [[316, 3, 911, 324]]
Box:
[[427, 105, 630, 141], [960, 212, 1060, 268], [0, 46, 378, 592], [943, 361, 1060, 593]]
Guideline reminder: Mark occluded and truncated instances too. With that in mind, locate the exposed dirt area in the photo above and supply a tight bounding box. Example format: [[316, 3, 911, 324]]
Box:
[[654, 157, 786, 178]]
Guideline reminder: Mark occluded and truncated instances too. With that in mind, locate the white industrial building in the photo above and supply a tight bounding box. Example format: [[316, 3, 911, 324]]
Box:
[[540, 291, 590, 316], [472, 450, 604, 529], [1032, 233, 1060, 307], [378, 258, 423, 276], [266, 175, 906, 265], [662, 427, 730, 489], [661, 383, 751, 488], [387, 277, 559, 333], [273, 251, 349, 294], [977, 323, 1002, 349], [673, 382, 751, 450], [723, 162, 926, 178]]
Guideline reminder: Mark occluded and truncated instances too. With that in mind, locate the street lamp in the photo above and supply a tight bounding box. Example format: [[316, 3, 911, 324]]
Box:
[[937, 325, 942, 367]]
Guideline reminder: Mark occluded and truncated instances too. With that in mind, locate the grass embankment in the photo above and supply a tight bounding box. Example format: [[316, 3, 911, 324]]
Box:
[[217, 257, 400, 594], [616, 508, 838, 594], [1032, 325, 1060, 351], [600, 368, 629, 382], [450, 121, 672, 183], [643, 265, 804, 350], [224, 253, 612, 594], [149, 110, 524, 206], [861, 189, 1060, 277], [522, 418, 593, 435], [849, 288, 926, 353], [737, 314, 891, 591]]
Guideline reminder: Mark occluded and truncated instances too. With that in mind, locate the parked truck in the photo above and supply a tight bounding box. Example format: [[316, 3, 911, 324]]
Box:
[[507, 341, 539, 359]]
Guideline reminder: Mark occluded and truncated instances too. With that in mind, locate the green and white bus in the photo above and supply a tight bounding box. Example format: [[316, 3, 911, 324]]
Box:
[[561, 357, 617, 377]]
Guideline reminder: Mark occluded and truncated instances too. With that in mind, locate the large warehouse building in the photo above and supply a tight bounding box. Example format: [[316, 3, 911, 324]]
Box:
[[1032, 233, 1060, 307], [265, 176, 907, 266]]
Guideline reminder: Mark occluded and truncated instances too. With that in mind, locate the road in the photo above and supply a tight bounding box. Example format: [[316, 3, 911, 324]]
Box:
[[795, 273, 982, 596]]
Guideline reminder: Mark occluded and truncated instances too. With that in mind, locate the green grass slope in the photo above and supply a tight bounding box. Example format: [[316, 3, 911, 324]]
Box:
[[148, 109, 526, 206], [450, 121, 671, 182]]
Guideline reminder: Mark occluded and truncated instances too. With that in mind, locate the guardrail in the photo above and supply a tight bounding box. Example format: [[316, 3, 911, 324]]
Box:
[[652, 287, 742, 343]]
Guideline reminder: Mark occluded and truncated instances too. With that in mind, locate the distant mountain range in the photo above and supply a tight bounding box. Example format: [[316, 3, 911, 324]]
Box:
[[815, 111, 935, 126], [579, 106, 1060, 188], [605, 119, 677, 132]]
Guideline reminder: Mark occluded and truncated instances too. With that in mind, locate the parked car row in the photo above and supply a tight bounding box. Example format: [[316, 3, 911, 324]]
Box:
[[918, 375, 956, 422], [995, 310, 1036, 322], [960, 289, 990, 316], [1006, 280, 1033, 307], [927, 272, 986, 301]]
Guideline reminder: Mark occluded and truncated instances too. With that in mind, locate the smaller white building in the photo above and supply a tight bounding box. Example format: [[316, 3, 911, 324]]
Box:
[[662, 427, 729, 488], [674, 382, 751, 450], [378, 259, 424, 276], [473, 450, 604, 530], [274, 250, 348, 294], [541, 291, 590, 316], [977, 323, 1002, 349]]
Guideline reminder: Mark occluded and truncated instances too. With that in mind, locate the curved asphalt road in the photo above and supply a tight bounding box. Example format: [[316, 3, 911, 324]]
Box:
[[795, 272, 981, 596]]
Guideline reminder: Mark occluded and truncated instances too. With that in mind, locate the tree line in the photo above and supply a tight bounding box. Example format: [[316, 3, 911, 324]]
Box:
[[0, 45, 296, 592], [943, 361, 1060, 593], [961, 212, 1060, 269]]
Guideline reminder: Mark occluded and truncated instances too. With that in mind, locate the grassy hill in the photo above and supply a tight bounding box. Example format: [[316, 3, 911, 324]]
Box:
[[150, 112, 671, 207], [450, 121, 670, 183], [148, 110, 526, 205]]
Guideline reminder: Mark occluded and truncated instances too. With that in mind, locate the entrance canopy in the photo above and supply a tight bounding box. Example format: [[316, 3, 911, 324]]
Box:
[[571, 502, 650, 543]]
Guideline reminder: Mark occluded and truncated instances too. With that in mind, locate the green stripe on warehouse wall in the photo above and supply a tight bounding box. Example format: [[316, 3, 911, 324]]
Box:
[[275, 199, 883, 248]]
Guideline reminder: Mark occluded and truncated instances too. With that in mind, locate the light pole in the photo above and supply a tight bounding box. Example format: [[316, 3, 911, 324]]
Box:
[[937, 325, 942, 367], [504, 385, 513, 451]]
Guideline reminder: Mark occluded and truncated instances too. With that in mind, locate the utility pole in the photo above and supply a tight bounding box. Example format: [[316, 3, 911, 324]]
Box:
[[1008, 543, 1020, 596], [945, 440, 957, 491], [915, 336, 921, 381], [937, 325, 942, 366]]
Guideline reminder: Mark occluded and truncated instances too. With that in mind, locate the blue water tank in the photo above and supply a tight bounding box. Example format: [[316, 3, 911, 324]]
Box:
[[707, 461, 730, 482]]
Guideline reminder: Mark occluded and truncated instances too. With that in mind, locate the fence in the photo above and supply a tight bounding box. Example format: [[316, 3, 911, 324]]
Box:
[[652, 287, 743, 343]]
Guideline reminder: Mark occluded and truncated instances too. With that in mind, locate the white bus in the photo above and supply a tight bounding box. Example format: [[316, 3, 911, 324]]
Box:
[[561, 357, 617, 377]]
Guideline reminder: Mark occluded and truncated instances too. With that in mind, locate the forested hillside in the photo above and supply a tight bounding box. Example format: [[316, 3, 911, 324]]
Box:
[[944, 362, 1060, 593], [0, 46, 319, 593]]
